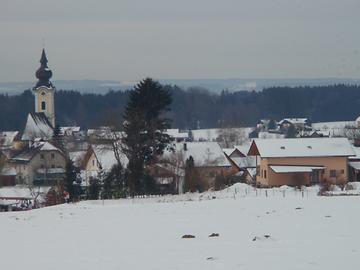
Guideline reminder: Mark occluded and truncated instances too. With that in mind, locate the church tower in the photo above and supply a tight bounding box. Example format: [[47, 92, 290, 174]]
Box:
[[33, 49, 55, 127]]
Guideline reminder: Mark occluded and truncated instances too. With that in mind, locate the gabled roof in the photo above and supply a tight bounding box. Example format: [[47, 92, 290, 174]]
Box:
[[279, 118, 309, 125], [163, 142, 231, 167], [223, 148, 236, 156], [248, 138, 355, 158], [92, 144, 128, 171], [234, 142, 252, 156], [231, 156, 256, 169], [21, 113, 54, 141], [10, 141, 62, 163]]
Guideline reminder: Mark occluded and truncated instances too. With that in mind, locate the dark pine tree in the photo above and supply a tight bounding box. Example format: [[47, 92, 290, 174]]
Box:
[[101, 163, 127, 199], [184, 156, 201, 192], [88, 177, 101, 200], [122, 78, 172, 196], [64, 159, 79, 201]]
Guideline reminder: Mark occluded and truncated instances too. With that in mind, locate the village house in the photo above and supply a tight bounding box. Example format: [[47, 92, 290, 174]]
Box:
[[70, 144, 128, 189], [8, 141, 66, 186], [161, 142, 238, 191], [223, 142, 256, 184], [248, 138, 355, 187], [146, 163, 184, 194], [278, 118, 311, 132], [348, 146, 360, 182]]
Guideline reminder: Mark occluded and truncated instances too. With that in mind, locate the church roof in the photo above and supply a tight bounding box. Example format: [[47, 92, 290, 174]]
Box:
[[34, 49, 54, 89], [21, 113, 54, 141]]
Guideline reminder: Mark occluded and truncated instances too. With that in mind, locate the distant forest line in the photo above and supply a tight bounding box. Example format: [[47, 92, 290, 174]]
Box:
[[1, 84, 360, 131]]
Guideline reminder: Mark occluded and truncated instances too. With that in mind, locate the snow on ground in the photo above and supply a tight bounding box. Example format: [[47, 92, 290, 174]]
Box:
[[1, 184, 360, 270]]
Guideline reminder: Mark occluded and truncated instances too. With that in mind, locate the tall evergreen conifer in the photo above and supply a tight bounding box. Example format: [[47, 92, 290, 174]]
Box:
[[123, 78, 172, 196]]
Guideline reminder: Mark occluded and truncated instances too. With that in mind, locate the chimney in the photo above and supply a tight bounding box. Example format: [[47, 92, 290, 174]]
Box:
[[183, 143, 187, 151]]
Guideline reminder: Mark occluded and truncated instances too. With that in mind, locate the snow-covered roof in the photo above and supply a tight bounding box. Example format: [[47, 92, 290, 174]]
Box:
[[250, 138, 355, 158], [231, 156, 256, 168], [279, 118, 309, 125], [11, 141, 62, 163], [234, 142, 252, 156], [21, 113, 53, 141], [36, 141, 59, 151], [349, 162, 360, 170], [223, 148, 235, 156], [163, 142, 231, 167], [164, 129, 188, 139], [92, 144, 128, 171], [270, 165, 325, 173]]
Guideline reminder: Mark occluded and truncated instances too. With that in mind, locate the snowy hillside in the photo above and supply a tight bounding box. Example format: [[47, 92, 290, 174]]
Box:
[[1, 185, 360, 270]]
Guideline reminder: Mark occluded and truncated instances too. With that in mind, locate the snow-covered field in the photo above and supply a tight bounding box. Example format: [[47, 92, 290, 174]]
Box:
[[1, 184, 360, 270]]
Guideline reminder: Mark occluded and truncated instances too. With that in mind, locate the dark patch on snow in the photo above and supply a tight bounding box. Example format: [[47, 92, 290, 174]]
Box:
[[182, 234, 195, 239]]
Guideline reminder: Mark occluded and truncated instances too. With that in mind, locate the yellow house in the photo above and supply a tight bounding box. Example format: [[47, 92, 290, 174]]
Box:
[[248, 138, 355, 187]]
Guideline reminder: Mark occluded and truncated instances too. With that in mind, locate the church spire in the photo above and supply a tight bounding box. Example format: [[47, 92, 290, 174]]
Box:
[[40, 49, 48, 67], [33, 48, 56, 128], [34, 49, 53, 89]]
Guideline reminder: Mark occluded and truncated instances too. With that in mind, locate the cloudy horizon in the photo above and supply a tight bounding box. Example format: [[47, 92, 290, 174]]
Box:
[[1, 0, 360, 83]]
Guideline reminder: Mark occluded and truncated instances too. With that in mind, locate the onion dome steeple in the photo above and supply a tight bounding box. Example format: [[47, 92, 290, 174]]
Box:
[[34, 49, 53, 89]]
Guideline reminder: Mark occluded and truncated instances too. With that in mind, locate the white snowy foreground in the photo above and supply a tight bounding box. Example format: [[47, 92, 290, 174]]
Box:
[[1, 184, 360, 270]]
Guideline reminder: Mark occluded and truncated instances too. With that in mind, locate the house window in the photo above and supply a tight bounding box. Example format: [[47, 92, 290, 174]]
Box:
[[41, 101, 46, 110], [51, 153, 55, 159], [261, 170, 263, 177], [264, 170, 267, 179], [40, 154, 44, 159], [51, 164, 55, 168], [330, 170, 336, 177], [92, 159, 95, 166]]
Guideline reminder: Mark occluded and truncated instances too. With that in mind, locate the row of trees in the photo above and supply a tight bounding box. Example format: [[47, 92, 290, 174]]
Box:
[[2, 84, 360, 131]]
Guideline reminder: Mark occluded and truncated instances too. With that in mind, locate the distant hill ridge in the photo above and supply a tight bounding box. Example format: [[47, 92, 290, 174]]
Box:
[[1, 78, 359, 95]]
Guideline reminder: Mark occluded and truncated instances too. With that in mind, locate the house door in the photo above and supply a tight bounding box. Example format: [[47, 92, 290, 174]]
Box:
[[311, 170, 320, 184]]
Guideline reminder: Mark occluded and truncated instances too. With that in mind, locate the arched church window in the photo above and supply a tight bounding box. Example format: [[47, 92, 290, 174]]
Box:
[[41, 101, 46, 110]]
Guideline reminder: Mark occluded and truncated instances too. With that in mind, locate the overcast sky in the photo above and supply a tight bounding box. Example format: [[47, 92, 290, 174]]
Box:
[[1, 0, 360, 83]]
